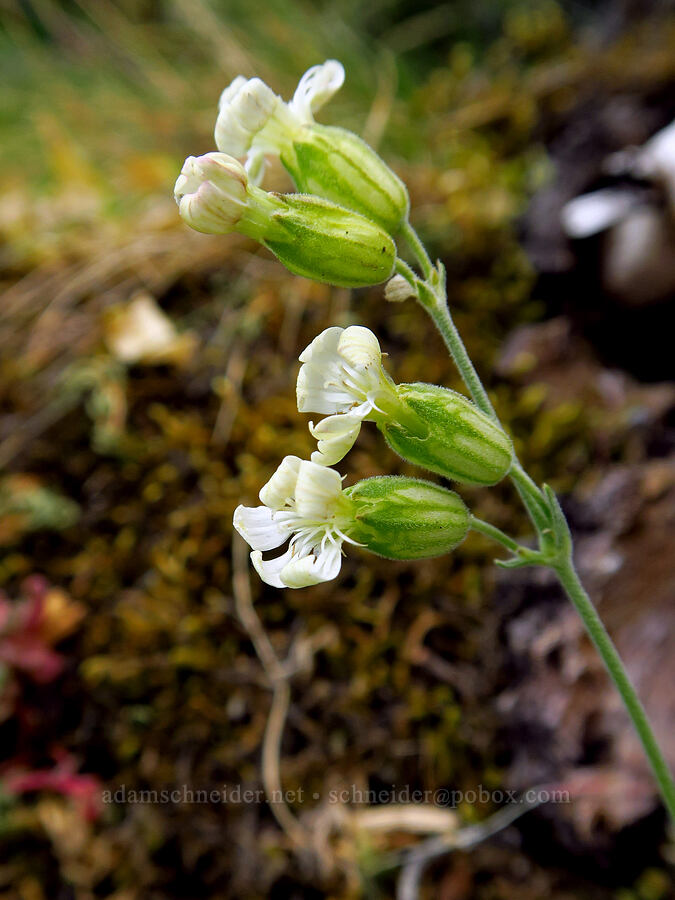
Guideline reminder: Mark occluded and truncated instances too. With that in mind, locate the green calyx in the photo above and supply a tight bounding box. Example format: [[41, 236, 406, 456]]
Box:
[[263, 193, 396, 288], [281, 124, 410, 234], [345, 476, 470, 560], [380, 383, 513, 486]]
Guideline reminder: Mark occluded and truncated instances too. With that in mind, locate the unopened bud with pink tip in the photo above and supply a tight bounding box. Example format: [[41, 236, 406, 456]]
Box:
[[174, 152, 396, 288], [174, 152, 273, 238]]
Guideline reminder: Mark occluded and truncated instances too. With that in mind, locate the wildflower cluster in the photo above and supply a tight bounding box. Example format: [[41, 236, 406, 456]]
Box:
[[175, 60, 513, 588], [174, 58, 675, 830]]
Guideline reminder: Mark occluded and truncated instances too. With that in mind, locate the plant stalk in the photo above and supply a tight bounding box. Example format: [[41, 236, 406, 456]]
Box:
[[470, 516, 523, 554], [404, 221, 675, 821], [554, 556, 675, 821]]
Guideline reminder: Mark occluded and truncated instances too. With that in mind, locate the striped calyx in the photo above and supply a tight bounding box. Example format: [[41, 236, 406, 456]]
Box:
[[212, 61, 408, 233], [346, 477, 470, 559], [382, 383, 513, 486], [265, 194, 396, 288], [296, 327, 512, 482], [282, 124, 409, 234], [175, 154, 396, 288]]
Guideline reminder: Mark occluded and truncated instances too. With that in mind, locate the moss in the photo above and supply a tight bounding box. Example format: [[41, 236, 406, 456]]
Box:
[[1, 2, 673, 896]]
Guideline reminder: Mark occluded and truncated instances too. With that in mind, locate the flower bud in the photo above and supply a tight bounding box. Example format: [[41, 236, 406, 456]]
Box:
[[345, 477, 469, 559], [265, 194, 396, 288], [174, 153, 250, 235], [175, 155, 396, 287], [385, 273, 416, 303], [281, 124, 410, 233], [382, 383, 513, 486], [213, 62, 409, 232], [215, 77, 291, 161]]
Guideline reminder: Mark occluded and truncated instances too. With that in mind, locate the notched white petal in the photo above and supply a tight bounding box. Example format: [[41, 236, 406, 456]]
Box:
[[251, 547, 294, 588], [215, 77, 283, 157], [289, 60, 345, 123], [309, 414, 362, 466], [337, 326, 381, 368], [174, 152, 248, 234], [259, 456, 302, 508], [294, 460, 343, 519], [233, 505, 286, 551], [280, 543, 342, 588], [296, 365, 354, 415], [218, 76, 248, 112], [298, 326, 344, 364]]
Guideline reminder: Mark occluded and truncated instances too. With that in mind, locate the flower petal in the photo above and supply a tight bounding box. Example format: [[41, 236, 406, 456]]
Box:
[[214, 77, 282, 157], [337, 326, 381, 368], [296, 362, 354, 414], [258, 456, 302, 508], [297, 327, 364, 414], [175, 153, 249, 234], [309, 414, 362, 466], [218, 76, 248, 112], [244, 148, 267, 186], [294, 460, 343, 519], [280, 542, 343, 588], [288, 60, 345, 123], [251, 547, 294, 588], [298, 326, 343, 364], [233, 505, 287, 551]]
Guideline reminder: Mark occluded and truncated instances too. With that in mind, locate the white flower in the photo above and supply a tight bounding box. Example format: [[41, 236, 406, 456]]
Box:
[[287, 60, 345, 123], [233, 456, 358, 589], [174, 152, 249, 233], [296, 326, 399, 466], [215, 61, 345, 184]]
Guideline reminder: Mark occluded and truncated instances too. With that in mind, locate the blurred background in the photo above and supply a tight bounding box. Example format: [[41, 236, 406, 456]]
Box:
[[1, 0, 675, 897]]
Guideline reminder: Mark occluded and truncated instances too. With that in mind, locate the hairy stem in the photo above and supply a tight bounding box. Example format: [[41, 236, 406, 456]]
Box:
[[423, 295, 497, 421], [554, 556, 675, 821], [470, 516, 523, 555], [508, 460, 552, 531], [402, 221, 434, 281], [404, 221, 675, 820], [401, 229, 550, 534]]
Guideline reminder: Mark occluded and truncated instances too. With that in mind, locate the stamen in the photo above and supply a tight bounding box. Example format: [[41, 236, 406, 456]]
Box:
[[335, 526, 365, 547]]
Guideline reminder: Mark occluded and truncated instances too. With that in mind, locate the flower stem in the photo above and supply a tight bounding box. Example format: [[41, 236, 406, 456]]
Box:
[[402, 230, 551, 533], [402, 221, 434, 281], [554, 555, 675, 821], [425, 290, 551, 533], [470, 516, 522, 554], [422, 294, 498, 421], [405, 220, 675, 821], [508, 460, 551, 531]]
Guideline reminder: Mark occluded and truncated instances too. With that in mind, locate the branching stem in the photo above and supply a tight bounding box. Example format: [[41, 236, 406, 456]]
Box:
[[470, 517, 522, 555], [403, 219, 675, 822]]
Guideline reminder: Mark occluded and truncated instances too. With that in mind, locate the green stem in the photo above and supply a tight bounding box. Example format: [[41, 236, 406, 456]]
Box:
[[401, 226, 551, 536], [403, 223, 496, 421], [470, 516, 522, 554], [404, 219, 675, 820], [509, 461, 551, 532], [394, 257, 418, 286], [409, 251, 551, 534], [402, 221, 434, 281], [427, 290, 552, 536], [554, 556, 675, 820], [423, 296, 498, 421]]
